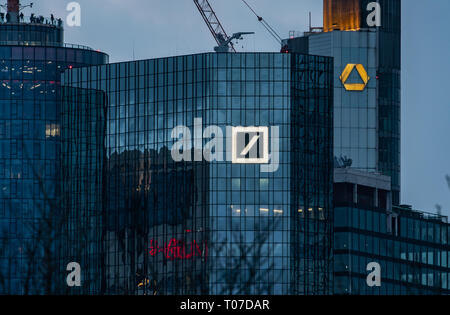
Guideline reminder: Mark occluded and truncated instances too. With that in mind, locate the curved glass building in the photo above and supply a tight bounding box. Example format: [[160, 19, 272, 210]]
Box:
[[0, 0, 108, 294]]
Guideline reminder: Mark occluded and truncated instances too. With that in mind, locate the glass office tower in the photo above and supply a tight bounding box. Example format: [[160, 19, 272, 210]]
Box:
[[334, 168, 450, 295], [284, 0, 401, 204], [0, 2, 108, 294], [62, 52, 334, 295]]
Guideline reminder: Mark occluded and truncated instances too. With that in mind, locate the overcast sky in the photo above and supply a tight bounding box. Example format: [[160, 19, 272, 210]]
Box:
[[31, 0, 450, 216]]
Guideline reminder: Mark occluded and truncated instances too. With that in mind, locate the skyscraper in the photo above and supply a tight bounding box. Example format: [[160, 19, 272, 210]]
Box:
[[62, 52, 334, 295], [0, 0, 108, 294], [334, 168, 449, 295], [284, 0, 401, 204], [284, 0, 450, 296]]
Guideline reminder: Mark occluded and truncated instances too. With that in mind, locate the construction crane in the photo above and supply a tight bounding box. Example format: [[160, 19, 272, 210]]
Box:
[[239, 0, 290, 53], [239, 0, 282, 45], [193, 0, 254, 53]]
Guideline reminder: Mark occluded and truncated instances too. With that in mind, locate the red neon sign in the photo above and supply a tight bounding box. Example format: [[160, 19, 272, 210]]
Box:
[[149, 238, 208, 261]]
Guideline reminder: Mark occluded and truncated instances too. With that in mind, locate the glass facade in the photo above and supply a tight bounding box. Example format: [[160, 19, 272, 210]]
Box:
[[335, 206, 450, 295], [0, 20, 108, 294], [286, 0, 401, 204], [61, 86, 106, 295], [0, 22, 64, 46], [308, 31, 378, 176], [62, 52, 334, 295], [333, 170, 450, 295], [375, 0, 401, 205]]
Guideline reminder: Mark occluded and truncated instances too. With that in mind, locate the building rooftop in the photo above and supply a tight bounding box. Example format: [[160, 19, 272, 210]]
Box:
[[334, 168, 448, 224], [0, 13, 63, 27], [334, 168, 391, 191], [394, 205, 448, 224], [0, 0, 62, 25], [0, 0, 103, 52]]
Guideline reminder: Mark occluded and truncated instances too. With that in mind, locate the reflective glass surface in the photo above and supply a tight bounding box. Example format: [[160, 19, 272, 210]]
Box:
[[0, 44, 107, 294], [334, 206, 450, 295], [62, 52, 334, 295]]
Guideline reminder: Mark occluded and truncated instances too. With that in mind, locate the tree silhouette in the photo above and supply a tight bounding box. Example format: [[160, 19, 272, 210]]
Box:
[[0, 157, 71, 294]]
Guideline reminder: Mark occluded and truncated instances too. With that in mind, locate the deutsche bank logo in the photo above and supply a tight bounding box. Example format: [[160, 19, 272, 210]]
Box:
[[170, 118, 279, 173], [232, 127, 269, 164]]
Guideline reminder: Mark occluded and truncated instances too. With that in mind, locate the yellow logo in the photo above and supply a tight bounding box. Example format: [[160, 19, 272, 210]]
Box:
[[339, 64, 370, 91]]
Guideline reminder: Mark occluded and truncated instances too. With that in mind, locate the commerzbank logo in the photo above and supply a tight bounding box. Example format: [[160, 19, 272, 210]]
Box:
[[339, 64, 370, 91], [171, 119, 279, 173]]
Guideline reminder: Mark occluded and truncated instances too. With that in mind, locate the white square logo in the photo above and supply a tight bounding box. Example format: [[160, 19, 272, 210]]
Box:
[[232, 127, 269, 164]]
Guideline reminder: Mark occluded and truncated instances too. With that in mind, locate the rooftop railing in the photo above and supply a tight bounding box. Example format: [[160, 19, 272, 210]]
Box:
[[393, 205, 449, 223], [0, 14, 63, 27], [0, 40, 96, 51]]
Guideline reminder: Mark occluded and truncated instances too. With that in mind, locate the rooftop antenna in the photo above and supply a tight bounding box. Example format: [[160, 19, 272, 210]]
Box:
[[309, 12, 312, 32], [307, 11, 324, 34], [436, 205, 442, 217]]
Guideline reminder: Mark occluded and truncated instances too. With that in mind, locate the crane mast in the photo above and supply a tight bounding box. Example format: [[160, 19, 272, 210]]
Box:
[[193, 0, 254, 53], [193, 0, 236, 52]]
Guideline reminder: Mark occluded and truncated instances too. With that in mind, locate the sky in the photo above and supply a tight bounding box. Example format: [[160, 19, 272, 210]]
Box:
[[30, 0, 450, 216]]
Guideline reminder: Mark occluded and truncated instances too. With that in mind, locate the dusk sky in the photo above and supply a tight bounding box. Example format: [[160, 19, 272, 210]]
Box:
[[31, 0, 450, 216]]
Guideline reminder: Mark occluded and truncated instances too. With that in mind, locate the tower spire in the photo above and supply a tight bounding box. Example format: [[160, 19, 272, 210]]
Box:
[[7, 0, 19, 13], [6, 0, 20, 23]]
